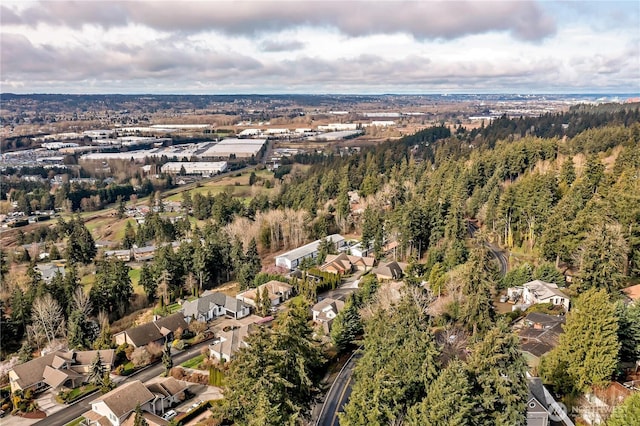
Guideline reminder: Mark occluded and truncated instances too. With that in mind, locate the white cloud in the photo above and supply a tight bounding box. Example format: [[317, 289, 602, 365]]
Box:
[[0, 0, 638, 93]]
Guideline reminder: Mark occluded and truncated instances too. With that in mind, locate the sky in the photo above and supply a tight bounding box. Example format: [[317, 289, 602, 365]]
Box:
[[1, 0, 639, 94]]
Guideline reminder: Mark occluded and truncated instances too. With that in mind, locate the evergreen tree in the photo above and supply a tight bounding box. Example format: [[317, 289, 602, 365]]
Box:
[[460, 246, 496, 336], [541, 288, 619, 393], [466, 321, 528, 426], [122, 221, 136, 249], [607, 392, 640, 426], [617, 301, 640, 362], [405, 360, 474, 426], [139, 263, 157, 304], [162, 342, 173, 374], [65, 217, 97, 265], [575, 222, 628, 293], [133, 403, 149, 426], [93, 316, 113, 350], [341, 297, 439, 425], [559, 157, 576, 187], [87, 352, 105, 386], [116, 195, 126, 219], [260, 286, 272, 316], [90, 259, 133, 317], [330, 295, 363, 352], [67, 309, 89, 349]]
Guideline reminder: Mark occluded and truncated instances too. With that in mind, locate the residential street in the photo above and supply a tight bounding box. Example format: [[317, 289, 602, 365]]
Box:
[[32, 338, 214, 426], [315, 351, 361, 426]]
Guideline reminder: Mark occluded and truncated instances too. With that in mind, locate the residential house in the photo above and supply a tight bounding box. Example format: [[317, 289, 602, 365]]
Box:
[[319, 253, 375, 274], [517, 313, 565, 368], [527, 377, 575, 426], [348, 242, 371, 258], [114, 313, 188, 348], [86, 381, 155, 426], [145, 377, 188, 415], [579, 382, 634, 425], [35, 263, 65, 283], [236, 280, 293, 308], [104, 249, 132, 262], [509, 280, 570, 311], [373, 261, 407, 281], [120, 412, 168, 426], [9, 349, 115, 394], [275, 234, 346, 270], [132, 245, 156, 262], [311, 297, 345, 333], [209, 324, 254, 362], [182, 291, 251, 322]]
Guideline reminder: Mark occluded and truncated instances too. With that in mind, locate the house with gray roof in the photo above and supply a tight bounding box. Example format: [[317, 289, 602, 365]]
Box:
[[187, 290, 251, 321], [34, 263, 65, 283], [209, 324, 255, 362], [526, 377, 574, 426], [516, 313, 565, 369], [311, 297, 345, 333]]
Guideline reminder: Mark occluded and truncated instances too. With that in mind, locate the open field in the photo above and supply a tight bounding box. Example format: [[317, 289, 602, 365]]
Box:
[[165, 169, 278, 202]]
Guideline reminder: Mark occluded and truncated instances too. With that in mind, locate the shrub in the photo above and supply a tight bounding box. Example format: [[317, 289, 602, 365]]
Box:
[[131, 347, 152, 367]]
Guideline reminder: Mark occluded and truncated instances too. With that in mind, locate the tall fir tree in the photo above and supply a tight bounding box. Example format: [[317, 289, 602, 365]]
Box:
[[466, 321, 528, 426], [541, 288, 620, 393]]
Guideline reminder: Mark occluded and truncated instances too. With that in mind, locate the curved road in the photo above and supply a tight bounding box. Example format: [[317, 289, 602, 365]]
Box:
[[315, 351, 362, 426], [314, 220, 507, 426], [467, 220, 508, 276]]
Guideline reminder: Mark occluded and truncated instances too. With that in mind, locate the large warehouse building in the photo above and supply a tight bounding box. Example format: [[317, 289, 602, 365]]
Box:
[[161, 161, 227, 176], [199, 138, 267, 159]]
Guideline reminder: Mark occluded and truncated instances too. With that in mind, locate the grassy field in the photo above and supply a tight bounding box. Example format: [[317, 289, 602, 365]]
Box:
[[165, 169, 277, 202]]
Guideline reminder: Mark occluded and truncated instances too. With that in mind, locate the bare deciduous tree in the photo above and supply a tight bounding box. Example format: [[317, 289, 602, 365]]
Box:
[[30, 294, 66, 348], [72, 286, 92, 317]]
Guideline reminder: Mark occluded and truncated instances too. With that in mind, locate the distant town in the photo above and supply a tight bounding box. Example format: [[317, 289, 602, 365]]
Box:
[[1, 94, 639, 426]]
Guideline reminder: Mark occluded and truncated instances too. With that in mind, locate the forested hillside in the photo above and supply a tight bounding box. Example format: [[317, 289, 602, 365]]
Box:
[[214, 103, 640, 425]]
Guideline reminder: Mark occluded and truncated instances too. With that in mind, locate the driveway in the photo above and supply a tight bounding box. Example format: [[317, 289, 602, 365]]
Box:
[[35, 336, 216, 426]]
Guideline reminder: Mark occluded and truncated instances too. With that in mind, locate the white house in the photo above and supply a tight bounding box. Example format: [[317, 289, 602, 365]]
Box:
[[181, 291, 251, 323], [521, 280, 570, 311], [275, 234, 346, 270], [88, 381, 155, 426], [85, 378, 186, 426], [209, 324, 254, 362], [311, 297, 345, 333]]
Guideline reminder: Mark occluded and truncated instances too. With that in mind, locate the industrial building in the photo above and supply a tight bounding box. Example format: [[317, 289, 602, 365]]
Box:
[[199, 138, 267, 159], [161, 161, 227, 176]]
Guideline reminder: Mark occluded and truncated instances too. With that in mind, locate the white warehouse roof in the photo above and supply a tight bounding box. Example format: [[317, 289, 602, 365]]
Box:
[[161, 161, 227, 175], [199, 138, 267, 158]]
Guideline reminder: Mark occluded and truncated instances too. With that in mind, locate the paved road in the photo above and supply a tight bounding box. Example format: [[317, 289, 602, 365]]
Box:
[[36, 339, 213, 426], [467, 220, 508, 276], [315, 351, 361, 426]]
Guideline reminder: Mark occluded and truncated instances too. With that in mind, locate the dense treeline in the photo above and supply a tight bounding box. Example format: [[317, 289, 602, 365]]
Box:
[[264, 108, 640, 286]]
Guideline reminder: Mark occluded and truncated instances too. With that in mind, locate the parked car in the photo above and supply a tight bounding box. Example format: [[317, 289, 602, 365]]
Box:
[[162, 410, 177, 421]]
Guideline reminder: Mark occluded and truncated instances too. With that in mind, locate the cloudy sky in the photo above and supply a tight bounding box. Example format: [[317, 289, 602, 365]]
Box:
[[1, 0, 639, 94]]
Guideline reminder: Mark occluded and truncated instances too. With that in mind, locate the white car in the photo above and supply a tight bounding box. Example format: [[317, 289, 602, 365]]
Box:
[[162, 410, 177, 421]]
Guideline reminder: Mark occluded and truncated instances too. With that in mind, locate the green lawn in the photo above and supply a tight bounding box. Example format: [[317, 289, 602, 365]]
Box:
[[180, 353, 206, 369], [165, 169, 276, 202], [64, 417, 85, 426]]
